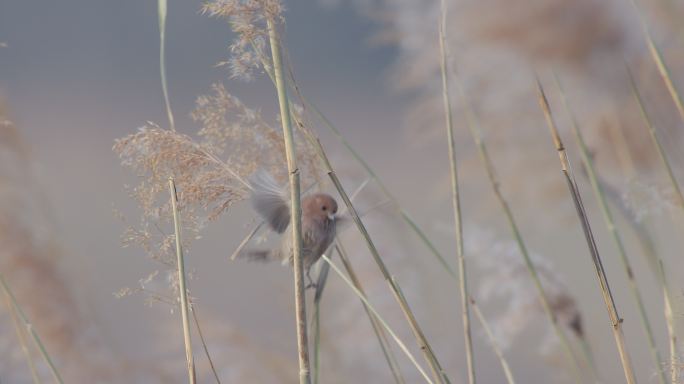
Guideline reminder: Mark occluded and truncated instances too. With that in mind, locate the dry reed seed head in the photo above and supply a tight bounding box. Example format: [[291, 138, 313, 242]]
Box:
[[115, 83, 321, 302], [202, 0, 284, 80], [467, 228, 583, 351]]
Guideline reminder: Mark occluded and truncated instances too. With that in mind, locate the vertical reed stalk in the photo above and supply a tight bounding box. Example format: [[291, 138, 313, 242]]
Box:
[[266, 18, 311, 384], [311, 259, 330, 384], [437, 1, 475, 382], [308, 133, 451, 384], [168, 178, 197, 384], [3, 285, 42, 384], [449, 66, 584, 381], [320, 254, 434, 384], [553, 74, 666, 384], [253, 40, 456, 281], [626, 66, 684, 208], [536, 80, 636, 384], [597, 173, 679, 383], [0, 273, 63, 384], [626, 67, 681, 382], [659, 260, 678, 383], [157, 0, 175, 130], [335, 242, 406, 384], [469, 298, 516, 384]]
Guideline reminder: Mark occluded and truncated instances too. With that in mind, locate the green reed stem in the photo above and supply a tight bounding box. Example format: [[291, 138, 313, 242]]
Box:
[[626, 65, 684, 209], [335, 242, 407, 384], [450, 67, 584, 382], [321, 254, 434, 384], [469, 298, 516, 384], [0, 273, 63, 384], [3, 283, 42, 384], [157, 0, 175, 130], [169, 178, 197, 384]]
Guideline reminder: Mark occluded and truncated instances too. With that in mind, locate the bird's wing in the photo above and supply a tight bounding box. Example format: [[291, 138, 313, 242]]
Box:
[[250, 170, 290, 233]]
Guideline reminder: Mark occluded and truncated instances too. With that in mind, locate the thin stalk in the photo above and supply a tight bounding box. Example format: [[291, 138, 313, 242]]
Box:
[[311, 258, 330, 384], [450, 67, 584, 382], [257, 33, 448, 384], [320, 254, 434, 384], [157, 0, 175, 130], [536, 80, 637, 384], [308, 133, 451, 384], [437, 0, 475, 382], [469, 298, 516, 384], [0, 274, 63, 384], [191, 307, 221, 384], [254, 39, 455, 279], [626, 65, 684, 208], [169, 178, 197, 384], [336, 242, 406, 384], [659, 260, 679, 384], [598, 173, 678, 383], [266, 19, 311, 384], [628, 0, 684, 126], [554, 74, 665, 384], [3, 286, 42, 384]]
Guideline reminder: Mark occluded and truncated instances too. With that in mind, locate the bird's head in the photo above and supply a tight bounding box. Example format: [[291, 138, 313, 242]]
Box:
[[303, 193, 338, 222]]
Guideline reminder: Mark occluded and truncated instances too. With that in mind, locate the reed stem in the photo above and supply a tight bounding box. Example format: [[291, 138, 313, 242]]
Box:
[[0, 273, 63, 384], [3, 283, 42, 384], [469, 298, 516, 384], [335, 242, 407, 384], [168, 178, 197, 384], [320, 254, 434, 384], [537, 79, 636, 384], [266, 18, 311, 384], [437, 1, 475, 382], [554, 74, 665, 384], [450, 66, 584, 382]]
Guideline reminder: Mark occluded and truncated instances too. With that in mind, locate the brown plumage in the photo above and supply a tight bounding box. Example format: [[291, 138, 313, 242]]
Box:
[[242, 171, 341, 286]]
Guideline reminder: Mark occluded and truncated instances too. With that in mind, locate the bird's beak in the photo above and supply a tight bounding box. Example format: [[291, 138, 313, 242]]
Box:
[[327, 213, 335, 221]]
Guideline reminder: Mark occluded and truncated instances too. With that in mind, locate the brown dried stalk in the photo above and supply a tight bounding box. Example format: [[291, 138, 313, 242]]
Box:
[[536, 78, 636, 384]]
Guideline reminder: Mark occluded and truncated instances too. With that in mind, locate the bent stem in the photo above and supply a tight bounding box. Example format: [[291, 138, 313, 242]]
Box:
[[554, 74, 666, 384], [3, 282, 42, 384], [438, 0, 475, 382], [266, 18, 311, 384], [470, 298, 516, 384], [321, 254, 434, 384], [628, 0, 684, 126], [335, 242, 407, 384], [537, 80, 636, 384], [169, 178, 197, 384], [0, 273, 63, 384], [626, 65, 684, 208], [309, 131, 451, 384]]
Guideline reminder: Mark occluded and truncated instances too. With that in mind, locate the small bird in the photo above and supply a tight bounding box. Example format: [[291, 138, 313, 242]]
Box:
[[242, 170, 341, 287]]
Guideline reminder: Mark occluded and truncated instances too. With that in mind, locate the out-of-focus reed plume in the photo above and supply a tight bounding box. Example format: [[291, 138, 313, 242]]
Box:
[[0, 101, 125, 382], [352, 0, 684, 213], [466, 228, 583, 353]]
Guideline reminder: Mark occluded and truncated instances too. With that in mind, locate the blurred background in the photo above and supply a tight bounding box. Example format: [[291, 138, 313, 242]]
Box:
[[2, 0, 684, 382]]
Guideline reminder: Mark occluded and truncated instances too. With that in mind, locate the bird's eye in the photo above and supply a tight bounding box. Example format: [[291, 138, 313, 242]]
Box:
[[333, 208, 337, 214], [322, 206, 327, 211]]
